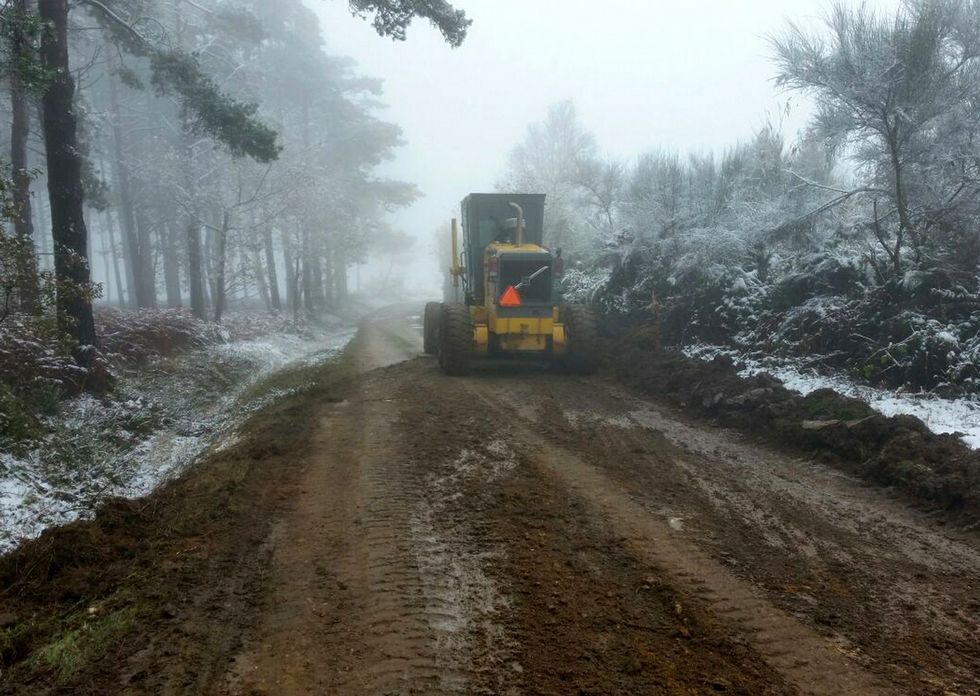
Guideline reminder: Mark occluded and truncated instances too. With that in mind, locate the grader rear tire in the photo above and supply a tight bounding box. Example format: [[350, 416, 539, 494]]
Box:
[[423, 302, 441, 355], [438, 303, 472, 376], [562, 304, 599, 375]]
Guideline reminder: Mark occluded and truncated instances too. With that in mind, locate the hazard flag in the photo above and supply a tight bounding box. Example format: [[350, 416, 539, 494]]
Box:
[[499, 285, 522, 307]]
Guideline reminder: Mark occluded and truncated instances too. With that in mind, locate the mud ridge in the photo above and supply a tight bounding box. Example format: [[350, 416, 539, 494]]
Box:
[[612, 340, 980, 520]]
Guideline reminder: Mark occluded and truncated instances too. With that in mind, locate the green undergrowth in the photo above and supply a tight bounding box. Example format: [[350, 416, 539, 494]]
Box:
[[31, 605, 139, 683], [800, 391, 873, 422]]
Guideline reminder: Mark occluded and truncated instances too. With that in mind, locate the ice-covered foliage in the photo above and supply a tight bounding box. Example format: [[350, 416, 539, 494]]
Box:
[[98, 308, 226, 362], [494, 3, 980, 395], [581, 57, 980, 392], [0, 322, 354, 554], [560, 267, 611, 305], [0, 314, 87, 405], [0, 306, 356, 555], [0, 309, 208, 445]]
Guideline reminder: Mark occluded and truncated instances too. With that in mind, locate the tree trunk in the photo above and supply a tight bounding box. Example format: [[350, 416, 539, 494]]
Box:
[[282, 233, 295, 309], [38, 0, 98, 357], [312, 254, 325, 308], [292, 255, 301, 323], [323, 240, 334, 308], [212, 211, 229, 323], [236, 248, 250, 305], [35, 189, 50, 271], [134, 208, 157, 307], [186, 219, 205, 318], [886, 127, 919, 273], [103, 209, 125, 305], [10, 0, 40, 313], [263, 225, 281, 311], [163, 222, 182, 307], [107, 69, 144, 307], [202, 222, 214, 312], [174, 7, 204, 318], [98, 218, 111, 306], [281, 229, 300, 321], [301, 224, 314, 313], [253, 249, 271, 310], [333, 243, 348, 302]]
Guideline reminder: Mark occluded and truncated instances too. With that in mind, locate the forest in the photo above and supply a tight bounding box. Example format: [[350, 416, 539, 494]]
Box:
[[0, 0, 467, 547], [0, 0, 465, 420]]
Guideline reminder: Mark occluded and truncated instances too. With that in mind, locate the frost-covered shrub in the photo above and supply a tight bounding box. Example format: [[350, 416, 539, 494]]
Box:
[[0, 314, 88, 397], [98, 308, 225, 363], [862, 310, 980, 391], [561, 268, 611, 304], [0, 383, 40, 443], [220, 311, 316, 342], [0, 309, 270, 446], [770, 252, 863, 311], [762, 294, 857, 356], [657, 267, 765, 346], [599, 226, 980, 392]]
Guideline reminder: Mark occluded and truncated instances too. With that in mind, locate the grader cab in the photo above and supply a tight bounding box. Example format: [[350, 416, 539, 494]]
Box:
[[423, 193, 597, 376]]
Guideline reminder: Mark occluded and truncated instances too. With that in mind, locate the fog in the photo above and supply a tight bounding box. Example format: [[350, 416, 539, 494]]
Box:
[[310, 0, 896, 247]]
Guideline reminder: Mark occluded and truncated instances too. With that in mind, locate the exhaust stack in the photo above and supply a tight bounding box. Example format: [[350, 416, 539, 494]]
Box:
[[450, 217, 461, 290], [508, 201, 525, 246]]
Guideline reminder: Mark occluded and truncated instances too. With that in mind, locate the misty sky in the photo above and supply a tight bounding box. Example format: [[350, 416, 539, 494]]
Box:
[[307, 0, 898, 273]]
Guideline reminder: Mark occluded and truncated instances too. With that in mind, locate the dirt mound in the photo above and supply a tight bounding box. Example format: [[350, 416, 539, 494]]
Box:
[[613, 340, 980, 519], [0, 497, 149, 605]]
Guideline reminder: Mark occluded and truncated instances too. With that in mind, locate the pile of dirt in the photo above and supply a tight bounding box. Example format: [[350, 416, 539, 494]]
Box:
[[0, 498, 150, 605], [613, 335, 980, 520]]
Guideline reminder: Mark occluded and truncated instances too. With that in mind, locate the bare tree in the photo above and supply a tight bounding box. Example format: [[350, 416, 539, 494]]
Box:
[[500, 100, 600, 254], [771, 0, 980, 275]]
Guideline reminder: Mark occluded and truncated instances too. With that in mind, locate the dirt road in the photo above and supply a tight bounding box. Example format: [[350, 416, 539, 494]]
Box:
[[8, 306, 976, 695], [211, 307, 976, 695]]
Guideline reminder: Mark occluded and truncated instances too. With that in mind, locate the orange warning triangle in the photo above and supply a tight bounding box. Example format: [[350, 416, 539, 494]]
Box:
[[500, 285, 522, 307]]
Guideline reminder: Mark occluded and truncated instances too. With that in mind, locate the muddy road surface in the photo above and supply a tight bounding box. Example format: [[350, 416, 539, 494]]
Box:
[[221, 307, 979, 695], [7, 306, 978, 695]]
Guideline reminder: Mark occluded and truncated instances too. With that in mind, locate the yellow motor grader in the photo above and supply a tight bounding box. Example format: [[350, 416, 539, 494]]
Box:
[[423, 193, 597, 376]]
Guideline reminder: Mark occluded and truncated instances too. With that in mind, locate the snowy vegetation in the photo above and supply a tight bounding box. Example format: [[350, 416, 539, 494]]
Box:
[[501, 0, 980, 398], [0, 313, 353, 553]]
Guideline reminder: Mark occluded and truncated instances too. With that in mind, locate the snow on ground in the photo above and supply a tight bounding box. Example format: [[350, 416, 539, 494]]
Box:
[[0, 326, 355, 554], [684, 344, 980, 450]]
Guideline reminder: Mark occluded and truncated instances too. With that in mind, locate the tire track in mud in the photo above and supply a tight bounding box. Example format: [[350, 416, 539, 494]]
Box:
[[226, 364, 516, 695], [421, 365, 790, 694], [464, 378, 889, 695], [25, 309, 971, 695], [520, 376, 980, 693], [404, 432, 522, 694]]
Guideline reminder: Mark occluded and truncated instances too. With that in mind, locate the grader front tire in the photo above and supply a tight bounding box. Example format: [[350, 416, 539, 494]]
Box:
[[438, 303, 472, 376], [562, 304, 599, 375]]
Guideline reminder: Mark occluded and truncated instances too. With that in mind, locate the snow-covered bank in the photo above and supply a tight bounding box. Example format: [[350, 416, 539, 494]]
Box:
[[683, 345, 980, 450], [0, 327, 354, 554]]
